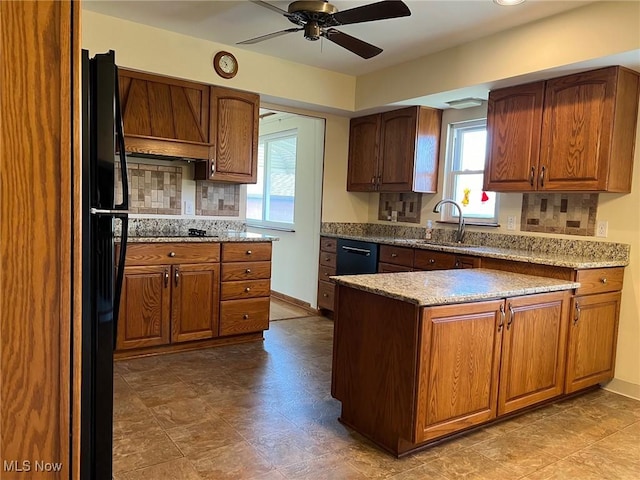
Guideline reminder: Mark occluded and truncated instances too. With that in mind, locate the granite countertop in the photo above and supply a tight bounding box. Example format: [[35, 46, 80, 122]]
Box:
[[125, 232, 278, 243], [321, 233, 627, 269], [331, 268, 580, 306]]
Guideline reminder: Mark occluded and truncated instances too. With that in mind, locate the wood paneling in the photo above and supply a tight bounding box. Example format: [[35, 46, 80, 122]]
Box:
[[379, 108, 418, 191], [346, 114, 380, 191], [1, 1, 76, 476], [566, 292, 621, 393], [416, 300, 503, 442], [123, 242, 221, 266], [117, 266, 172, 350], [221, 261, 271, 281], [171, 263, 220, 343], [498, 291, 569, 415], [221, 242, 272, 262], [220, 298, 270, 336], [574, 267, 624, 296], [484, 82, 545, 192]]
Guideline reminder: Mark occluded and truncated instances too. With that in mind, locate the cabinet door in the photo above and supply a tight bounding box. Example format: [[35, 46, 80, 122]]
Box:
[[415, 300, 503, 443], [118, 69, 210, 159], [116, 266, 171, 350], [171, 263, 220, 343], [207, 86, 259, 183], [498, 291, 569, 415], [346, 114, 380, 192], [378, 107, 417, 192], [540, 68, 616, 191], [565, 292, 621, 393], [484, 82, 544, 192]]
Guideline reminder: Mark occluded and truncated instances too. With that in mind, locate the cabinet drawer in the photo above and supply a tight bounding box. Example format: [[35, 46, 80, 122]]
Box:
[[220, 298, 270, 336], [221, 261, 271, 281], [575, 268, 624, 296], [124, 243, 220, 265], [378, 262, 413, 273], [318, 280, 335, 310], [222, 242, 272, 262], [414, 250, 457, 270], [221, 279, 271, 300], [319, 265, 336, 282], [379, 245, 414, 267], [320, 237, 337, 253], [319, 252, 337, 269]]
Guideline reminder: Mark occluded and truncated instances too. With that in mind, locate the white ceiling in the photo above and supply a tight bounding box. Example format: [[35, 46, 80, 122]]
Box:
[[83, 0, 596, 76]]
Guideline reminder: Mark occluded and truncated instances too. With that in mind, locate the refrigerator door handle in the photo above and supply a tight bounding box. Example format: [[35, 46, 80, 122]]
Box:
[[113, 66, 129, 212], [113, 215, 128, 350], [90, 208, 131, 216]]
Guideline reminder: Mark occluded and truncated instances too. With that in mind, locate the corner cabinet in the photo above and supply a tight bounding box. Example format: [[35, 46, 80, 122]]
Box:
[[484, 66, 640, 193], [194, 87, 259, 183], [118, 69, 211, 159], [347, 106, 442, 193]]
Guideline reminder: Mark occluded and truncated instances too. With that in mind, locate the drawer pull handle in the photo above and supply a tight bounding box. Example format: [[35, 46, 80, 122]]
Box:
[[245, 287, 251, 293], [429, 259, 436, 264], [246, 250, 252, 255], [325, 257, 330, 261], [168, 251, 176, 257], [164, 268, 169, 288], [574, 302, 581, 325], [601, 278, 607, 284], [243, 314, 249, 319], [246, 268, 252, 274], [507, 304, 515, 330], [174, 267, 179, 286], [391, 253, 398, 258], [324, 272, 329, 276], [529, 166, 535, 187], [323, 293, 329, 297], [498, 304, 505, 332]]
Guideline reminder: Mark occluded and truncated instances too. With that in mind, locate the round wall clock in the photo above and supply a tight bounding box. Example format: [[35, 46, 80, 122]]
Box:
[[213, 51, 238, 79]]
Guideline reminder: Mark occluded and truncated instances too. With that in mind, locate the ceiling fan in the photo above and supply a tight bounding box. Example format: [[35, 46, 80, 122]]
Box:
[[237, 0, 411, 59]]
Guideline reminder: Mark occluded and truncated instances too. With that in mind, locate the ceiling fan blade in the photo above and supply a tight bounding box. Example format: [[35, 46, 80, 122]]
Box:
[[249, 0, 290, 16], [332, 0, 411, 26], [237, 28, 303, 45], [322, 28, 382, 59]]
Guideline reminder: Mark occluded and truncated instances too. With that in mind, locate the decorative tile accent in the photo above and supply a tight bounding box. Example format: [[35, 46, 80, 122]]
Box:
[[115, 162, 182, 215], [378, 193, 422, 223], [195, 181, 240, 217], [521, 193, 598, 236]]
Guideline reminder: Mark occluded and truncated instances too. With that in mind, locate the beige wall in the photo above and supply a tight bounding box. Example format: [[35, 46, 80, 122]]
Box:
[[83, 3, 640, 394]]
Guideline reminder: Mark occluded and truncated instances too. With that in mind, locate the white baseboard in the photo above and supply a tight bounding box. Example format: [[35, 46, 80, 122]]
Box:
[[602, 378, 640, 401]]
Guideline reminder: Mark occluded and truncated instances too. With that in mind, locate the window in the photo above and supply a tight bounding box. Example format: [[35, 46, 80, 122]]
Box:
[[246, 129, 297, 228], [442, 119, 498, 224]]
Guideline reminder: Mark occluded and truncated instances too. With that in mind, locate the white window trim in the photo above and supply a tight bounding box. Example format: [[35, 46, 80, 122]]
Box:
[[441, 119, 499, 224], [246, 129, 297, 230]]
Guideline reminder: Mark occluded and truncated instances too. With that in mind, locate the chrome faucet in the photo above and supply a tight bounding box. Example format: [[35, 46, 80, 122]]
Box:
[[433, 199, 465, 243]]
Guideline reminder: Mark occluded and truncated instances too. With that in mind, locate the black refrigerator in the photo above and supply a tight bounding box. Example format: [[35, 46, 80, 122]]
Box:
[[80, 49, 129, 480]]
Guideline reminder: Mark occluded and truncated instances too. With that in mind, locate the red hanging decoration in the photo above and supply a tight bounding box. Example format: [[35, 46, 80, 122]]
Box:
[[481, 191, 490, 203]]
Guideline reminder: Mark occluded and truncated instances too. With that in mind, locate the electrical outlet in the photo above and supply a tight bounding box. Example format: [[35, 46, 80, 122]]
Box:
[[596, 220, 608, 238], [184, 200, 194, 215], [507, 216, 517, 231]]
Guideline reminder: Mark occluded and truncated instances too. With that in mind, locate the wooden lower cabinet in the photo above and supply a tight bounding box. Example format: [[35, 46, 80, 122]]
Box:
[[415, 300, 503, 443], [318, 236, 337, 312], [117, 265, 171, 350], [497, 292, 570, 415], [220, 298, 270, 336], [171, 263, 220, 343], [565, 292, 621, 393]]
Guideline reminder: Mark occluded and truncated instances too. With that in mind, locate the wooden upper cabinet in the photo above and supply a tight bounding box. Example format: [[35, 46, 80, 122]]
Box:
[[118, 69, 211, 159], [485, 66, 640, 193], [540, 67, 639, 192], [347, 106, 442, 193], [484, 82, 544, 192], [347, 114, 380, 192], [194, 86, 259, 183]]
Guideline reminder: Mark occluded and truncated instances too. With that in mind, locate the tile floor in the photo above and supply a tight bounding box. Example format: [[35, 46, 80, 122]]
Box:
[[113, 307, 640, 479]]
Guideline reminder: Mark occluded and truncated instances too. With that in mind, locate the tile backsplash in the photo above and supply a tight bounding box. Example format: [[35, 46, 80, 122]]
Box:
[[115, 162, 182, 215], [378, 192, 422, 223], [196, 181, 240, 216], [521, 193, 598, 236]]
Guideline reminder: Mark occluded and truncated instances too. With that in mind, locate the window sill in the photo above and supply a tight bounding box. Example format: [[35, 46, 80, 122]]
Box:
[[436, 220, 500, 228], [246, 223, 296, 233]]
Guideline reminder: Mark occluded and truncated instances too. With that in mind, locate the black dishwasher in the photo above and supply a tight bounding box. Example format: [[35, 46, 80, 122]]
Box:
[[336, 238, 379, 275]]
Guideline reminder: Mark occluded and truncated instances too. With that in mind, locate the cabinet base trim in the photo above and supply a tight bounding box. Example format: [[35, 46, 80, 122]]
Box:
[[114, 332, 263, 360]]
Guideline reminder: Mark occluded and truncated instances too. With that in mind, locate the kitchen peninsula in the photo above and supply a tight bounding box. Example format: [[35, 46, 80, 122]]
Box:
[[331, 269, 585, 456]]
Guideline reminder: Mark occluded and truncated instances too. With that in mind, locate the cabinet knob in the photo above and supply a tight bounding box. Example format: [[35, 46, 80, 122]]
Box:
[[168, 251, 176, 257], [243, 314, 249, 320], [245, 287, 251, 293], [246, 250, 252, 255], [323, 293, 329, 297], [245, 268, 252, 274], [601, 278, 607, 284], [429, 258, 436, 264], [325, 256, 330, 261], [391, 253, 398, 258], [324, 272, 329, 276]]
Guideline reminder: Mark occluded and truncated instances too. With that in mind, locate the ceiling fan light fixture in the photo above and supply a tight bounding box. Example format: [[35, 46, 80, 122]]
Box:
[[493, 0, 526, 5], [446, 98, 484, 109], [304, 22, 321, 41]]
